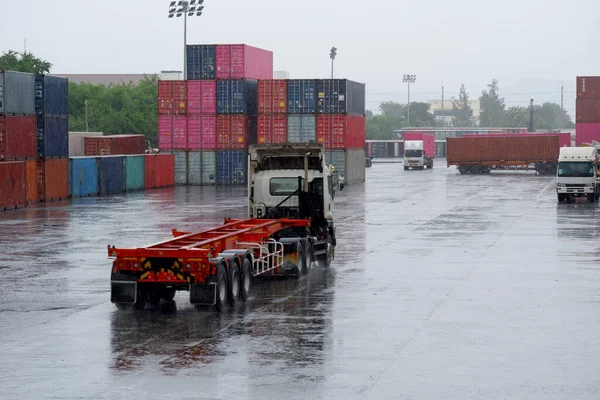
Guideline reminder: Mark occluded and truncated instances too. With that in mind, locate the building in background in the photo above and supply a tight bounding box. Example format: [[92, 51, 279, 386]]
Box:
[[159, 71, 183, 81], [273, 71, 290, 79], [427, 99, 481, 126]]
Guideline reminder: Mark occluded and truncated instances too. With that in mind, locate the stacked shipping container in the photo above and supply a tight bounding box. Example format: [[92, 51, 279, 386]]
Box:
[[576, 76, 600, 145]]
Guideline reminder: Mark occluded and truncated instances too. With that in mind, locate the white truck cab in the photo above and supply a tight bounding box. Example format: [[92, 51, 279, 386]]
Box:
[[556, 146, 600, 203], [404, 140, 425, 169]]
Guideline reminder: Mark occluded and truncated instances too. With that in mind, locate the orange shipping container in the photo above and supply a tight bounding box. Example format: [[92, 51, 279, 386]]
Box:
[[25, 160, 38, 203], [446, 136, 559, 165], [37, 159, 69, 202], [145, 154, 175, 189], [0, 161, 27, 210]]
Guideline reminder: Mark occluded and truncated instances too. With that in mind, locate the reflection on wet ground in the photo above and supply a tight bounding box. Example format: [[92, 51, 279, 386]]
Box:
[[1, 160, 599, 399]]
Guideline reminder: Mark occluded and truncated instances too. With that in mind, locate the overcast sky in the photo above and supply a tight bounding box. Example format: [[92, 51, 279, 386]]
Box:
[[1, 0, 598, 116]]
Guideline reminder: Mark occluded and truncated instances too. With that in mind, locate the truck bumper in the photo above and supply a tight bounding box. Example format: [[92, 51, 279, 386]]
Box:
[[557, 186, 595, 195]]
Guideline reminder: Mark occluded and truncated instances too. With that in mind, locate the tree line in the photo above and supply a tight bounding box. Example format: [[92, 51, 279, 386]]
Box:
[[367, 79, 575, 140]]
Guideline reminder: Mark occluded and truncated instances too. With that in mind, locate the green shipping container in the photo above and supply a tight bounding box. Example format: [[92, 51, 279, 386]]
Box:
[[124, 155, 145, 191]]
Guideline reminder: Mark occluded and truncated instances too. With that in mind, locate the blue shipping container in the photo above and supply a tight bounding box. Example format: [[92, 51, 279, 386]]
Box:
[[35, 75, 68, 116], [216, 80, 258, 115], [316, 79, 366, 115], [216, 151, 247, 185], [287, 80, 317, 114], [70, 157, 99, 197], [98, 156, 125, 196], [186, 45, 216, 80], [36, 115, 68, 158]]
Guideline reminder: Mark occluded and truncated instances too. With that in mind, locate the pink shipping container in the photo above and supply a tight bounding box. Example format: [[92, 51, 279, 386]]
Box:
[[462, 133, 571, 149], [576, 123, 600, 145], [187, 115, 217, 150], [215, 44, 273, 80], [577, 76, 600, 99], [158, 116, 187, 151], [187, 81, 216, 114], [403, 132, 435, 157]]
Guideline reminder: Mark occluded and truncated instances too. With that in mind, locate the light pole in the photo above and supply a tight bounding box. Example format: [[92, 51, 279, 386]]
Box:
[[329, 47, 337, 80], [169, 0, 205, 80], [402, 74, 416, 125]]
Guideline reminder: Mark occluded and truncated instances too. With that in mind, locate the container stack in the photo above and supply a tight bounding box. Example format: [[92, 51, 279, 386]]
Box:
[[576, 76, 600, 145], [158, 43, 273, 186]]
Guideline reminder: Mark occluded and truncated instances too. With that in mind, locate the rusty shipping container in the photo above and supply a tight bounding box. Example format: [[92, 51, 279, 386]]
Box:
[[145, 154, 175, 188], [576, 98, 600, 123], [85, 135, 146, 156], [25, 160, 38, 203], [446, 136, 560, 165], [0, 161, 27, 210], [0, 115, 37, 160], [37, 158, 69, 202], [577, 76, 600, 99]]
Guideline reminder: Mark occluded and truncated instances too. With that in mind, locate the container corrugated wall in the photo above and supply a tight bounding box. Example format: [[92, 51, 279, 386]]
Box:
[[186, 45, 216, 80], [145, 154, 175, 188], [70, 157, 99, 197], [36, 116, 68, 158], [287, 80, 316, 114], [325, 151, 346, 179], [217, 150, 247, 185], [0, 161, 27, 210], [216, 80, 258, 114], [202, 151, 216, 185], [124, 155, 145, 191], [34, 75, 68, 116], [188, 151, 201, 185], [345, 148, 366, 183], [38, 158, 69, 201], [172, 151, 188, 185], [187, 80, 216, 114], [1, 115, 37, 160], [1, 71, 35, 115], [287, 115, 316, 143], [316, 79, 366, 115], [98, 156, 125, 196], [25, 159, 38, 203]]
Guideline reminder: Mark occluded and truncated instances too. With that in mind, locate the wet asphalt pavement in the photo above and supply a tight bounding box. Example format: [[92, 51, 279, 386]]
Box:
[[1, 158, 599, 399]]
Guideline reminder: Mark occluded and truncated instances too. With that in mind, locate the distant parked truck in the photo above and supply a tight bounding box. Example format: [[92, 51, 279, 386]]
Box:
[[446, 135, 561, 175], [556, 146, 600, 203], [403, 132, 435, 170]]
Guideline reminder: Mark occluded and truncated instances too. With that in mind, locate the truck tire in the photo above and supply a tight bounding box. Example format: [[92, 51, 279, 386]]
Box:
[[296, 241, 308, 277], [303, 240, 313, 273], [458, 164, 469, 174], [215, 263, 228, 312], [319, 245, 332, 268], [228, 258, 240, 305], [240, 257, 252, 301], [404, 166, 408, 171], [470, 164, 481, 174]]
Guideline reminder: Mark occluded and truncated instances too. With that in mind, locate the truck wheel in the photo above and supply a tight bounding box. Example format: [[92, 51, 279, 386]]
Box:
[[470, 164, 481, 174], [404, 166, 408, 171], [319, 246, 332, 268], [163, 289, 176, 301], [296, 242, 307, 276], [240, 257, 252, 301], [458, 164, 469, 174], [215, 263, 228, 311], [304, 240, 313, 272], [228, 259, 240, 305], [557, 194, 565, 203], [588, 194, 596, 203], [115, 303, 131, 310]]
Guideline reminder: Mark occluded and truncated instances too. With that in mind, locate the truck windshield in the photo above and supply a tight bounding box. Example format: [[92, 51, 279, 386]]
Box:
[[405, 150, 422, 157], [270, 177, 304, 196], [557, 162, 594, 177]]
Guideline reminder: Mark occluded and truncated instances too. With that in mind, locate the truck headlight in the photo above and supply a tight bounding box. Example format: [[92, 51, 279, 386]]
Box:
[[557, 183, 565, 187]]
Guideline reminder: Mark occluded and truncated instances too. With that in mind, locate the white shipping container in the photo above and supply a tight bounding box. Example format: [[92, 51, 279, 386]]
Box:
[[346, 148, 366, 183], [188, 151, 202, 185], [171, 151, 188, 185], [325, 150, 346, 180], [68, 131, 103, 157], [159, 70, 183, 81], [202, 151, 216, 185], [288, 115, 316, 143]]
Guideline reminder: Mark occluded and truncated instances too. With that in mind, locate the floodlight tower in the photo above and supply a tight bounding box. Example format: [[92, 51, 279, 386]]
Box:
[[168, 0, 205, 79], [402, 74, 416, 125]]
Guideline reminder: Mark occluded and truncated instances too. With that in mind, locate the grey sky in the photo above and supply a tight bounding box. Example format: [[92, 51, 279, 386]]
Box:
[[1, 0, 598, 117]]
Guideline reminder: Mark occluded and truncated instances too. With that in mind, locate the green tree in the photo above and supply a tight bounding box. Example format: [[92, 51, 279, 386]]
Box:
[[479, 79, 505, 127], [0, 50, 52, 74], [407, 102, 435, 127], [378, 101, 404, 118], [452, 84, 474, 127], [533, 102, 575, 130], [501, 106, 530, 128]]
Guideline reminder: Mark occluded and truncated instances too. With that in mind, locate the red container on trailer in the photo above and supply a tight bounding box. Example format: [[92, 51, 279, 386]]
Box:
[[258, 80, 287, 114], [158, 80, 187, 115], [25, 160, 38, 203], [84, 135, 146, 156], [187, 115, 217, 150], [145, 154, 175, 188], [0, 161, 27, 210], [37, 158, 69, 202], [317, 115, 366, 150], [187, 80, 216, 114], [258, 115, 287, 144], [576, 123, 600, 145], [215, 44, 273, 80], [462, 133, 571, 148], [0, 115, 37, 160], [217, 115, 252, 150], [577, 76, 600, 99], [403, 132, 436, 157]]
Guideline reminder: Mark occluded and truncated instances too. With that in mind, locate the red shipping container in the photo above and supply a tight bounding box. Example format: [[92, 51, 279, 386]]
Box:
[[258, 115, 287, 144], [258, 80, 287, 114], [0, 161, 26, 210], [85, 135, 146, 156], [36, 159, 68, 202], [216, 44, 273, 80], [317, 115, 366, 150], [25, 160, 38, 203], [187, 115, 217, 150], [217, 115, 252, 150], [145, 154, 175, 188], [403, 132, 436, 157], [158, 80, 187, 115], [576, 98, 600, 123], [462, 133, 571, 148], [0, 115, 36, 161], [577, 76, 600, 99], [187, 81, 216, 114], [576, 123, 600, 145]]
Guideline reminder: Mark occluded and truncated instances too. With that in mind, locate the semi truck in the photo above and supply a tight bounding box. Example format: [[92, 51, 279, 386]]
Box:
[[403, 132, 435, 170], [446, 135, 561, 175], [108, 143, 341, 311], [556, 146, 600, 203]]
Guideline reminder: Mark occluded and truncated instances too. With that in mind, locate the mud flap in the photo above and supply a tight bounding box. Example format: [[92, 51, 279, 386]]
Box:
[[190, 283, 216, 305], [111, 281, 137, 304]]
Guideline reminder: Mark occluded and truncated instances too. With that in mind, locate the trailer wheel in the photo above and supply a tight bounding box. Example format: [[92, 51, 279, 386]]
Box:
[[304, 240, 314, 273], [216, 263, 228, 312], [228, 258, 240, 305], [319, 245, 332, 268], [470, 164, 481, 174], [296, 241, 308, 276], [240, 257, 252, 301], [163, 289, 176, 301], [458, 164, 469, 174]]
